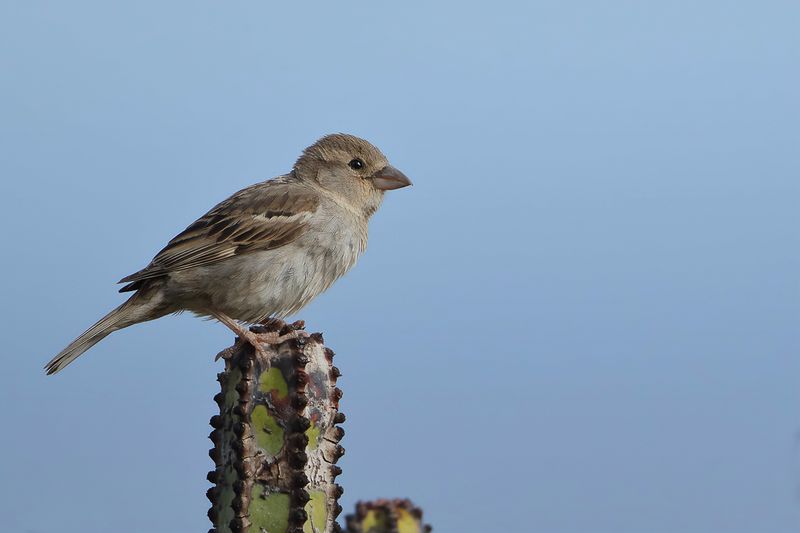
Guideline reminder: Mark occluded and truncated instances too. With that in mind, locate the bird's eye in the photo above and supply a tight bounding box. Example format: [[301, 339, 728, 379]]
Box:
[[348, 158, 364, 170]]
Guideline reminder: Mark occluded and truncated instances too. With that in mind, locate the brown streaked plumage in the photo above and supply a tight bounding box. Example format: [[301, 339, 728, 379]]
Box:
[[118, 184, 320, 291], [45, 133, 411, 375]]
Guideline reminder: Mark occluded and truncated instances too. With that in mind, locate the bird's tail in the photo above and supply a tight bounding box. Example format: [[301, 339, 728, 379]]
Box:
[[45, 292, 164, 375]]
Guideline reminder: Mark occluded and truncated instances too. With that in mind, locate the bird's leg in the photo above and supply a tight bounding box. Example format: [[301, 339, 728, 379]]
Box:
[[211, 311, 271, 362]]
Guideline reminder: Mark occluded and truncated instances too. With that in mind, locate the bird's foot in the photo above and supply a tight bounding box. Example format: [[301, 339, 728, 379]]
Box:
[[213, 313, 309, 367], [249, 319, 309, 366], [253, 329, 310, 345], [214, 328, 274, 362], [242, 329, 308, 367], [215, 328, 309, 366], [241, 329, 274, 365]]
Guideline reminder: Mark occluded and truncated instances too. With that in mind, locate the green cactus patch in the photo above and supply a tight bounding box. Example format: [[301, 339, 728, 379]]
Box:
[[225, 368, 243, 407], [259, 367, 289, 398], [249, 484, 290, 533], [362, 509, 389, 532], [305, 419, 320, 450], [215, 466, 237, 530], [303, 490, 327, 533], [396, 508, 421, 533], [251, 404, 284, 456]]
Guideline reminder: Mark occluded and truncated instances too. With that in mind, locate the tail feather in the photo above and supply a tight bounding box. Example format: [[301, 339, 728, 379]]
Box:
[[45, 295, 155, 375]]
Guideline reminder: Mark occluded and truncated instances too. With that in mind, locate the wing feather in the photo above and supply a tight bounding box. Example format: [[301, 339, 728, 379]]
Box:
[[118, 179, 318, 291]]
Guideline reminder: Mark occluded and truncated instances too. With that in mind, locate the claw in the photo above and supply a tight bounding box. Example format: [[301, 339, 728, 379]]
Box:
[[215, 346, 238, 361]]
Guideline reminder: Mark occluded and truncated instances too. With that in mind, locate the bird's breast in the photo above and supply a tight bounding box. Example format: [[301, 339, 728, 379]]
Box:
[[257, 217, 366, 318], [171, 211, 368, 323]]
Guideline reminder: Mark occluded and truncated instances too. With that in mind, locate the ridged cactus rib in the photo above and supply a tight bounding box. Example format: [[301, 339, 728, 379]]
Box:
[[345, 499, 432, 533], [207, 319, 345, 533]]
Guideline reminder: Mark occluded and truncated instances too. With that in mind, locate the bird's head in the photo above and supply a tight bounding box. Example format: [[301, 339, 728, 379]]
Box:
[[294, 133, 412, 216]]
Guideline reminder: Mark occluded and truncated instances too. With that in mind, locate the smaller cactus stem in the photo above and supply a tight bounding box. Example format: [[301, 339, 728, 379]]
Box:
[[207, 319, 345, 533], [345, 499, 432, 533]]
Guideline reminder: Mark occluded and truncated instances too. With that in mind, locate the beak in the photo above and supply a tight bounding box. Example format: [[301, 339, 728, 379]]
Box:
[[370, 165, 413, 191]]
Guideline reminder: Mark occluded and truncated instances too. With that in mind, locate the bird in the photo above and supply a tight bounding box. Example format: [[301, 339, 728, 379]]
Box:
[[45, 133, 411, 374]]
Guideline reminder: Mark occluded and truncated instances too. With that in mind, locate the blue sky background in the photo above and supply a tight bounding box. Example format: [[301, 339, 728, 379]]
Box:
[[1, 2, 798, 532]]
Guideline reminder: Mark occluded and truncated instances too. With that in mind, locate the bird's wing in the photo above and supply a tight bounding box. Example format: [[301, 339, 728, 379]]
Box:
[[118, 179, 318, 292]]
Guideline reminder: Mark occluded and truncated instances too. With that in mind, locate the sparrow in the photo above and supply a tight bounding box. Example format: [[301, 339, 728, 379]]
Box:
[[45, 134, 411, 374]]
